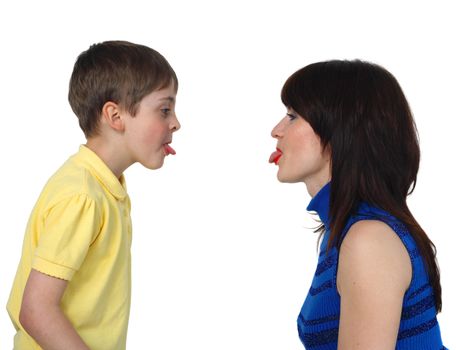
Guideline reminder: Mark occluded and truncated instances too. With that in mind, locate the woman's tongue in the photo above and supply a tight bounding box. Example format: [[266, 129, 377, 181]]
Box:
[[269, 149, 282, 164]]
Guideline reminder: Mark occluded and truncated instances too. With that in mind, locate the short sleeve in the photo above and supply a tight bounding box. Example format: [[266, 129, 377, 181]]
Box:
[[33, 194, 101, 281]]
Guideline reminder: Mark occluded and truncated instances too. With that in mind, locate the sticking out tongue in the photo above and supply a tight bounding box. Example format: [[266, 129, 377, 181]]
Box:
[[164, 144, 176, 155], [269, 149, 282, 164]]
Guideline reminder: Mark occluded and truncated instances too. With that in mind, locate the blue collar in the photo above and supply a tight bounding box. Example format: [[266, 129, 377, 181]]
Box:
[[306, 182, 331, 227]]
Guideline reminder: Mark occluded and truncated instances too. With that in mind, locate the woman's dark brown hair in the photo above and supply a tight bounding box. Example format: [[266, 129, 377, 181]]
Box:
[[281, 60, 441, 312]]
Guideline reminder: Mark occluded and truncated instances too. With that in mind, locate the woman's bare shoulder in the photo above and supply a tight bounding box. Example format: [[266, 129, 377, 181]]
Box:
[[338, 219, 412, 294]]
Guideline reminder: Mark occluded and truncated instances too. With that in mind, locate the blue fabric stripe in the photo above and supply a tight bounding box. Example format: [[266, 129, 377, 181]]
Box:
[[407, 283, 431, 301], [315, 255, 335, 276], [390, 221, 408, 239], [300, 327, 338, 348], [401, 295, 435, 320], [298, 312, 339, 326], [409, 247, 420, 259], [309, 280, 332, 296], [319, 249, 328, 257], [397, 318, 438, 340]]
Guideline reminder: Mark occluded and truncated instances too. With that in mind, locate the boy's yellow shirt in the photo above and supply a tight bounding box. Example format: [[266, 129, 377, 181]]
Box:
[[7, 145, 132, 350]]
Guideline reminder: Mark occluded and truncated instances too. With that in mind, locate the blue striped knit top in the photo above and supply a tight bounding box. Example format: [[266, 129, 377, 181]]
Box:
[[298, 182, 446, 349]]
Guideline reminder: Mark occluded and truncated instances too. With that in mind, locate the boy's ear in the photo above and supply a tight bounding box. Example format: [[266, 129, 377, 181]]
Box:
[[101, 101, 125, 132]]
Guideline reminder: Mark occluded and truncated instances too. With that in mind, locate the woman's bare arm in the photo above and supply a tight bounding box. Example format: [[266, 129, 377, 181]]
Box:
[[337, 220, 412, 350]]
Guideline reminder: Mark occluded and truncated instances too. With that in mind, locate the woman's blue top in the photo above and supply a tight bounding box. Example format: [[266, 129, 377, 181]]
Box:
[[298, 182, 446, 349]]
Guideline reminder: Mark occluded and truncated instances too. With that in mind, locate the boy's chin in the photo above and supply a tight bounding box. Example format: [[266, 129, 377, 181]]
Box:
[[141, 158, 164, 170]]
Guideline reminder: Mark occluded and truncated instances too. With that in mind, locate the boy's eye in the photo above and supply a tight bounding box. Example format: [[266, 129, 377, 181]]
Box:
[[161, 108, 171, 116]]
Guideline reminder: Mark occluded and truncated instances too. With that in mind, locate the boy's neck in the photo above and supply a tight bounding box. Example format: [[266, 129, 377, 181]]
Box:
[[85, 137, 131, 180]]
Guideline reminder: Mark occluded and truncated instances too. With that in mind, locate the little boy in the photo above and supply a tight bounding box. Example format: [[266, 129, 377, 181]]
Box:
[[7, 41, 180, 349]]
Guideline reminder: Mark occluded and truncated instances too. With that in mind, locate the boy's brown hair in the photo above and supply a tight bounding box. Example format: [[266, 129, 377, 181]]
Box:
[[68, 40, 178, 138]]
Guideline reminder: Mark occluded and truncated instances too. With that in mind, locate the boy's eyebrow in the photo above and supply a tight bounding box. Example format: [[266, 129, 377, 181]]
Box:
[[159, 96, 175, 103]]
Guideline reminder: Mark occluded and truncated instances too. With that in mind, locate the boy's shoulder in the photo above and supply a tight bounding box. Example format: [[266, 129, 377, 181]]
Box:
[[38, 147, 117, 212]]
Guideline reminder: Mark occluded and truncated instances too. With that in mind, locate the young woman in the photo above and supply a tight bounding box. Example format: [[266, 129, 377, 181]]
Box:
[[269, 60, 446, 349]]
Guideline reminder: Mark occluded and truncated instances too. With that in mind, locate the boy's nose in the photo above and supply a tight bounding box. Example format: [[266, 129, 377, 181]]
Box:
[[171, 115, 181, 132]]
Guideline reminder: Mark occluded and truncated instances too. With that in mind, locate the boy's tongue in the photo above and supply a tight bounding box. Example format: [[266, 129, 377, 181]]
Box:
[[164, 144, 176, 155], [269, 149, 282, 163]]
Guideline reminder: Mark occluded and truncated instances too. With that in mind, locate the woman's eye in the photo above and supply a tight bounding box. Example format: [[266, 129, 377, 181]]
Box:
[[287, 113, 297, 121]]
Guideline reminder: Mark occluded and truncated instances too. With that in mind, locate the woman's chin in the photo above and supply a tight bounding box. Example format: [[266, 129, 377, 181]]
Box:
[[277, 171, 297, 183]]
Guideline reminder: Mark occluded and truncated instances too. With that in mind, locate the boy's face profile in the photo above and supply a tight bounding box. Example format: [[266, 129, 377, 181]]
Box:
[[122, 83, 180, 170]]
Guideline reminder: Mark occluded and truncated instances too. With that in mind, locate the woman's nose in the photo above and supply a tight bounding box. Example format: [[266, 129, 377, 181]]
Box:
[[271, 119, 284, 139]]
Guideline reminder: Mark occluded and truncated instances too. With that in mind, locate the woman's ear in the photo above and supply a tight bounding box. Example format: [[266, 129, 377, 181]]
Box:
[[101, 101, 125, 132]]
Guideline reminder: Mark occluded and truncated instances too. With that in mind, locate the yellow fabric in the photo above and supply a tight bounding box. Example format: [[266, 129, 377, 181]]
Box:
[[7, 145, 132, 350]]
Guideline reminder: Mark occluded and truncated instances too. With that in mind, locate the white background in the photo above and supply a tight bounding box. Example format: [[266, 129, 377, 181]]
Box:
[[0, 0, 454, 349]]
